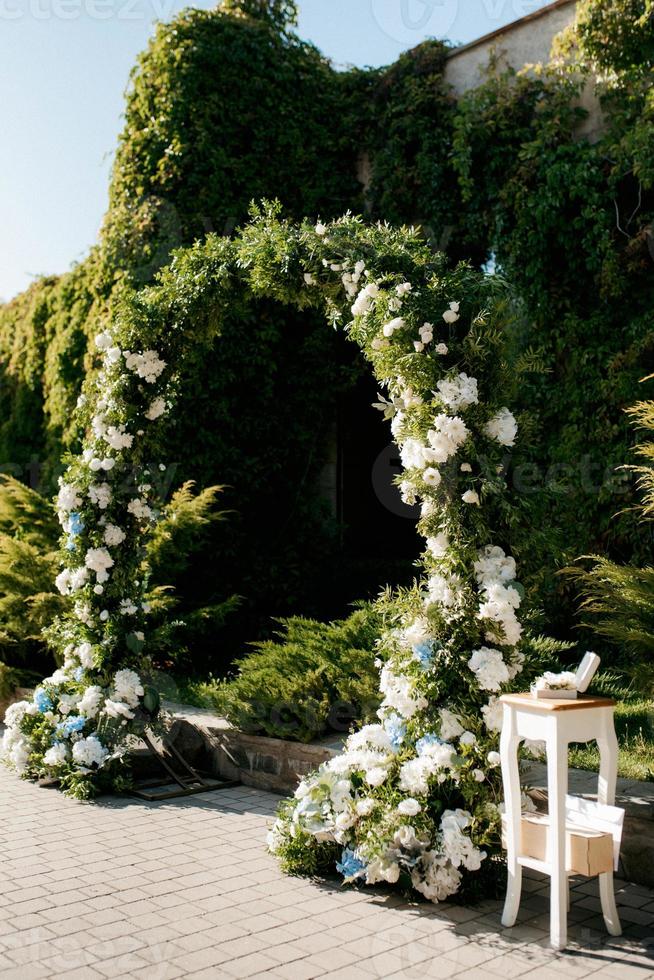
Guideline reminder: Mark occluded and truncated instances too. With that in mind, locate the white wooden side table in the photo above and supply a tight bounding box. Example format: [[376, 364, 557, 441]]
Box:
[[500, 693, 621, 950]]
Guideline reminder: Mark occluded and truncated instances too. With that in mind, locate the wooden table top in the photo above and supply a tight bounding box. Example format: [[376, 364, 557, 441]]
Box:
[[500, 693, 616, 712]]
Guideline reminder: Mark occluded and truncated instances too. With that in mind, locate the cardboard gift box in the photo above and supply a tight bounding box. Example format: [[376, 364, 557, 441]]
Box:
[[502, 795, 624, 877]]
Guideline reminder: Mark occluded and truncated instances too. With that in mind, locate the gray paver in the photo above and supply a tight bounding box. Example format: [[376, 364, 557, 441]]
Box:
[[1, 762, 653, 979]]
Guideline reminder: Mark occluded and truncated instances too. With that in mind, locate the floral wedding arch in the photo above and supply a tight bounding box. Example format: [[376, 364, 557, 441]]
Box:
[[3, 205, 527, 900]]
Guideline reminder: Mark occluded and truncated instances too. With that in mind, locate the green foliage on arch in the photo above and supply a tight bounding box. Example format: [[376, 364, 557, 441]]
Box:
[[0, 0, 653, 663]]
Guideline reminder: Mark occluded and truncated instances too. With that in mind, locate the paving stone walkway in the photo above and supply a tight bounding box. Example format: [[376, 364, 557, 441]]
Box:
[[0, 764, 653, 980]]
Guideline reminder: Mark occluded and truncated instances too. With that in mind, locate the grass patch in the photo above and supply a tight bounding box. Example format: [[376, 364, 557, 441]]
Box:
[[568, 699, 654, 782]]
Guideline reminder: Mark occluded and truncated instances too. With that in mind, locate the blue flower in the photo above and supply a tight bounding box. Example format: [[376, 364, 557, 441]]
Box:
[[416, 734, 443, 755], [384, 714, 406, 750], [56, 715, 86, 738], [66, 512, 85, 551], [412, 639, 440, 669], [33, 688, 53, 713], [336, 848, 367, 881], [69, 512, 84, 536]]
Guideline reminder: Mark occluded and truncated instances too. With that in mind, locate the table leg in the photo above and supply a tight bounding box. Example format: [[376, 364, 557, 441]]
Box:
[[597, 710, 622, 937], [546, 719, 567, 950], [500, 705, 522, 928]]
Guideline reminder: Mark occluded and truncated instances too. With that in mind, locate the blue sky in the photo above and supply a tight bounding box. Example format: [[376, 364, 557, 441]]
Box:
[[0, 0, 551, 301]]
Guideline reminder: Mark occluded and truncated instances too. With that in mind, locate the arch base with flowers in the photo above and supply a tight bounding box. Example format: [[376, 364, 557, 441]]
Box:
[[3, 205, 528, 899]]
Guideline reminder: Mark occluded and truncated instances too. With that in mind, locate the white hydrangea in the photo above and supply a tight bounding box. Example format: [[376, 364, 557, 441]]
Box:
[[439, 708, 464, 741], [85, 547, 114, 584], [124, 350, 166, 384], [44, 743, 69, 768], [72, 736, 109, 769], [468, 647, 511, 692], [379, 666, 427, 720], [103, 524, 126, 547], [88, 483, 112, 510], [127, 498, 153, 521], [485, 408, 518, 447], [425, 572, 462, 611], [104, 425, 134, 451], [103, 699, 135, 720], [78, 686, 103, 719], [412, 853, 462, 902], [1, 727, 31, 772], [3, 700, 29, 727], [145, 397, 166, 421], [482, 696, 504, 733], [435, 372, 478, 411], [113, 669, 144, 708], [57, 482, 82, 514]]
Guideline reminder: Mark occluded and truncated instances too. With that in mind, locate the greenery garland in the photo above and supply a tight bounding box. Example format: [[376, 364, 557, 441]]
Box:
[[3, 207, 535, 911]]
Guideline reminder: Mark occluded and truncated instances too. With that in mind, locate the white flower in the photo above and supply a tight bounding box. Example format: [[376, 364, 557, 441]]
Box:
[[145, 398, 166, 421], [44, 744, 69, 768], [426, 533, 449, 557], [89, 457, 115, 472], [436, 373, 478, 410], [124, 350, 166, 384], [113, 669, 144, 708], [419, 322, 433, 344], [379, 666, 427, 719], [356, 798, 375, 816], [3, 700, 29, 727], [460, 462, 472, 473], [103, 699, 135, 720], [397, 798, 422, 816], [88, 483, 112, 510], [459, 731, 476, 746], [103, 524, 126, 547], [442, 301, 460, 324], [127, 498, 153, 522], [425, 572, 461, 610], [482, 696, 504, 733], [58, 694, 81, 716], [462, 490, 480, 506], [1, 726, 31, 773], [412, 853, 462, 902], [85, 547, 114, 584], [72, 736, 109, 769], [435, 343, 448, 355], [439, 708, 464, 741], [468, 647, 510, 692], [487, 751, 501, 767], [485, 408, 518, 447], [315, 222, 327, 236], [351, 283, 380, 317], [78, 686, 103, 719], [423, 468, 441, 488], [426, 414, 469, 462], [396, 282, 412, 297], [531, 670, 577, 693], [383, 317, 405, 338], [472, 769, 486, 782], [366, 854, 401, 885], [95, 331, 113, 350], [104, 425, 133, 451], [57, 483, 82, 514], [76, 643, 96, 669]]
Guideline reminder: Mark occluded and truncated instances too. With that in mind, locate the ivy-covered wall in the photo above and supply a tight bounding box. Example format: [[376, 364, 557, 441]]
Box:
[[0, 0, 652, 663]]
